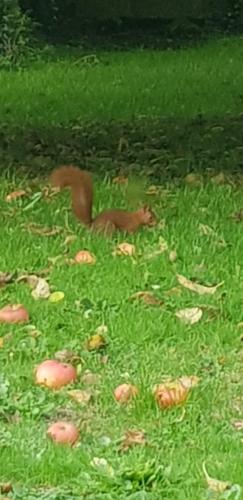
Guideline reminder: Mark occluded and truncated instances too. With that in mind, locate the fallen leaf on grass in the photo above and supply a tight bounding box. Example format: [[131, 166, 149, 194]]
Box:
[[175, 307, 203, 325], [5, 190, 27, 202], [22, 222, 62, 236], [42, 185, 60, 199], [86, 334, 106, 351], [202, 462, 231, 494], [63, 234, 77, 246], [54, 349, 81, 363], [31, 278, 50, 300], [100, 355, 109, 364], [0, 272, 16, 288], [158, 237, 169, 253], [211, 172, 227, 185], [154, 376, 199, 409], [112, 175, 128, 185], [130, 291, 163, 307], [231, 208, 243, 222], [145, 237, 168, 259], [169, 250, 177, 262], [75, 250, 96, 264], [119, 429, 146, 452], [81, 370, 101, 385], [91, 457, 114, 476], [199, 223, 216, 236], [49, 291, 65, 303], [164, 286, 182, 297], [68, 389, 92, 405], [96, 324, 108, 335], [117, 137, 129, 154], [176, 274, 224, 295], [16, 273, 39, 288], [113, 242, 136, 257], [145, 185, 160, 195], [0, 482, 13, 494], [179, 376, 200, 389], [232, 420, 243, 431], [184, 173, 203, 186]]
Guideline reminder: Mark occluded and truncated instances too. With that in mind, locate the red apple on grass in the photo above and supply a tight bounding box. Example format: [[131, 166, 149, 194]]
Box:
[[35, 359, 77, 389], [47, 421, 79, 445]]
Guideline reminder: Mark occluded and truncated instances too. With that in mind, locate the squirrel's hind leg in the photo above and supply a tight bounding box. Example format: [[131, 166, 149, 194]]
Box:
[[91, 220, 116, 237]]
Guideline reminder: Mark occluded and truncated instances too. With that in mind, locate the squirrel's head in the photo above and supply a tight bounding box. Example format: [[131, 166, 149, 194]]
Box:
[[138, 205, 157, 226]]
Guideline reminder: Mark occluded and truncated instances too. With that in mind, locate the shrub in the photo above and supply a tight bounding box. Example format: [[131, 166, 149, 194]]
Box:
[[0, 0, 34, 69]]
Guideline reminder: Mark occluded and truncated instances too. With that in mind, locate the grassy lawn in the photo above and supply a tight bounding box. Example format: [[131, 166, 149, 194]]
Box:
[[0, 37, 243, 127], [0, 171, 242, 498]]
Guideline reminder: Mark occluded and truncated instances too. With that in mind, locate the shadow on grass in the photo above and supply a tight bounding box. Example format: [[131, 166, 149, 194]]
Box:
[[1, 115, 243, 180]]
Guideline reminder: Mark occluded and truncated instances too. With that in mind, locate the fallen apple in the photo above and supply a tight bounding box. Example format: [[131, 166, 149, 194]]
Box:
[[0, 304, 29, 323], [114, 383, 138, 404], [35, 359, 77, 389], [47, 421, 79, 445], [75, 250, 96, 264], [153, 381, 188, 409]]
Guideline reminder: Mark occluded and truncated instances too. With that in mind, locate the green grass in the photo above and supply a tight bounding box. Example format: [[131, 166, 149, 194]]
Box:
[[0, 171, 242, 499], [1, 37, 243, 127]]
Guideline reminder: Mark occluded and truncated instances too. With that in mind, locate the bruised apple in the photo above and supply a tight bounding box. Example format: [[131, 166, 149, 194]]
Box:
[[35, 359, 77, 389], [153, 376, 199, 409], [47, 421, 79, 445], [114, 383, 138, 404], [0, 304, 29, 323]]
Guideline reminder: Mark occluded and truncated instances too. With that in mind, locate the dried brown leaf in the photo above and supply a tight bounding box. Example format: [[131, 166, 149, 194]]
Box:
[[31, 278, 50, 300], [231, 208, 243, 222], [0, 272, 16, 288], [0, 482, 13, 494], [86, 334, 106, 351], [202, 462, 231, 493], [175, 307, 203, 325], [16, 274, 40, 288], [169, 250, 177, 262], [68, 389, 92, 405], [119, 429, 146, 452], [113, 242, 136, 257], [179, 375, 200, 389], [184, 173, 203, 186], [81, 370, 101, 385], [96, 324, 108, 335], [199, 223, 215, 236], [232, 420, 243, 431], [176, 274, 224, 295], [117, 137, 129, 153], [63, 234, 77, 246], [22, 222, 62, 236], [42, 186, 60, 199], [164, 286, 182, 297], [145, 185, 160, 195], [112, 175, 128, 185], [211, 172, 227, 185], [130, 291, 163, 307], [5, 190, 27, 202], [55, 349, 81, 363]]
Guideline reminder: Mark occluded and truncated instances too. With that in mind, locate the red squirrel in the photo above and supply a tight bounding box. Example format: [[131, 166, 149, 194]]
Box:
[[50, 166, 156, 235]]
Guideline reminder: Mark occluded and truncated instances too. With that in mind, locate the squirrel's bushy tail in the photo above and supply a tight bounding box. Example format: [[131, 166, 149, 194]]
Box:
[[50, 166, 93, 226]]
